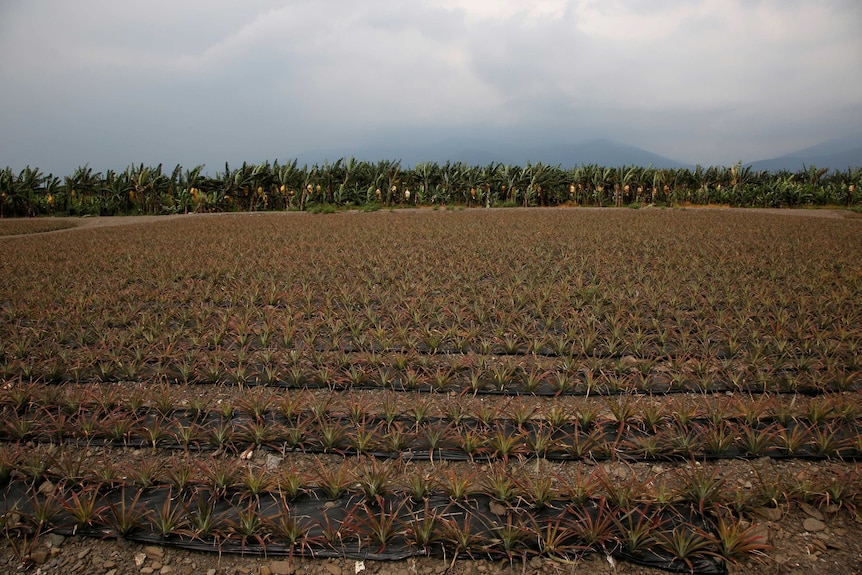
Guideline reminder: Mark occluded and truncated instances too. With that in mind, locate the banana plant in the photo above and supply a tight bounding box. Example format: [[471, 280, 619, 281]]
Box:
[[63, 165, 101, 215], [6, 166, 47, 217], [102, 170, 134, 214], [499, 163, 524, 204], [414, 161, 439, 205], [477, 162, 501, 207], [173, 164, 205, 213], [335, 157, 359, 205], [127, 163, 169, 215], [274, 159, 301, 209]]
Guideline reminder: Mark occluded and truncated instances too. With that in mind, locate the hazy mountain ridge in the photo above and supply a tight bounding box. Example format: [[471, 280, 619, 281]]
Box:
[[294, 136, 862, 171], [747, 135, 862, 172], [295, 138, 688, 169]]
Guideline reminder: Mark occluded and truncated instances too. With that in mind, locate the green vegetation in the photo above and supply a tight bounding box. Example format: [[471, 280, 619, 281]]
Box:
[[1, 160, 860, 217]]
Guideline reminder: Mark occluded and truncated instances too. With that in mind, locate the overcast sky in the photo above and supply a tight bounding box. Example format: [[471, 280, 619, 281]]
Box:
[[2, 0, 861, 175]]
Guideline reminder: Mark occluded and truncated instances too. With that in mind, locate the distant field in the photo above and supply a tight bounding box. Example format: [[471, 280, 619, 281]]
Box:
[[0, 218, 76, 236], [1, 209, 860, 574]]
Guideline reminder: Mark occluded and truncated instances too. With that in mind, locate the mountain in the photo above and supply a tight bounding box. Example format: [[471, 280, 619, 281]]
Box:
[[293, 138, 688, 169], [747, 135, 862, 172], [526, 139, 687, 169]]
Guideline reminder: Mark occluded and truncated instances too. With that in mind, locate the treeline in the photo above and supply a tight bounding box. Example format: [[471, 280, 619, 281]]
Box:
[[1, 159, 859, 217]]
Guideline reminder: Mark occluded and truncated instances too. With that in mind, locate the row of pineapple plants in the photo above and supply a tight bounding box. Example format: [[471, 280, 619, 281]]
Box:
[[4, 383, 860, 425], [2, 386, 860, 461], [10, 446, 849, 570], [4, 443, 858, 515], [2, 412, 859, 462], [8, 446, 859, 511], [3, 350, 859, 395]]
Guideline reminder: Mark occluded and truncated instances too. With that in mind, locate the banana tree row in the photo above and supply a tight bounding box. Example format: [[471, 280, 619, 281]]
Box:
[[2, 160, 860, 217]]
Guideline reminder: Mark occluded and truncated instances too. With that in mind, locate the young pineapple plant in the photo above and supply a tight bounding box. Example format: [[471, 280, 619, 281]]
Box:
[[353, 499, 408, 554], [569, 499, 617, 554], [487, 426, 524, 463], [148, 489, 188, 540], [417, 421, 454, 464], [353, 457, 397, 505], [265, 497, 312, 558], [106, 487, 147, 538], [403, 469, 437, 503], [712, 511, 772, 565], [226, 501, 270, 552], [314, 460, 352, 501], [60, 484, 106, 533], [657, 522, 716, 573], [485, 513, 532, 564], [440, 466, 478, 503], [613, 506, 671, 559], [675, 466, 725, 514], [482, 463, 519, 506], [199, 457, 241, 497], [436, 510, 486, 561]]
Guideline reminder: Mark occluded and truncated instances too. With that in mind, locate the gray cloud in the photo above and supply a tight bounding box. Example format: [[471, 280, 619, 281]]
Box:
[[1, 0, 860, 175]]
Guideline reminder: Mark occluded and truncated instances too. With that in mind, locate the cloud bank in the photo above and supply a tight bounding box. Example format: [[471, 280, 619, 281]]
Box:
[[1, 0, 860, 174]]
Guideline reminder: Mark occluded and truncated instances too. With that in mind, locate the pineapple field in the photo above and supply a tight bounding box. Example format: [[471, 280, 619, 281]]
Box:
[[0, 208, 861, 574]]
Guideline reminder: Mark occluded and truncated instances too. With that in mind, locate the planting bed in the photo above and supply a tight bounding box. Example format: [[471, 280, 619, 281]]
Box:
[[1, 208, 861, 574]]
